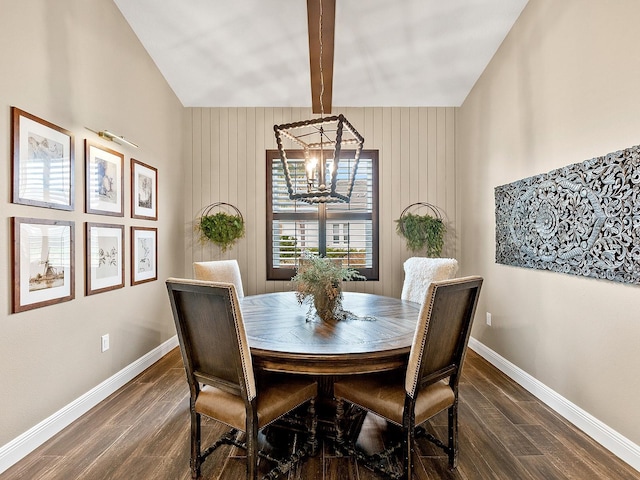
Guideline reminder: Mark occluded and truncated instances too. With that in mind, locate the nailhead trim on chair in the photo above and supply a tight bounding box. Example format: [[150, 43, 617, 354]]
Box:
[[405, 283, 436, 398], [226, 283, 257, 401]]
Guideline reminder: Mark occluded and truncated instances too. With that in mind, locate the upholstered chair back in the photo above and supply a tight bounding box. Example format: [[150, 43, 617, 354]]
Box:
[[405, 276, 483, 398], [401, 257, 458, 304], [166, 279, 255, 400], [193, 260, 245, 299]]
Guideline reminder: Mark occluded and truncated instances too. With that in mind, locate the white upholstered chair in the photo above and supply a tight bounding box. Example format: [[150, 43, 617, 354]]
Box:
[[400, 257, 458, 304], [193, 260, 244, 298]]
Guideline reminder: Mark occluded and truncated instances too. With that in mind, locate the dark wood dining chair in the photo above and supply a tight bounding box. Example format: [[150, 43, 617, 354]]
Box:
[[166, 278, 318, 480], [334, 276, 483, 479]]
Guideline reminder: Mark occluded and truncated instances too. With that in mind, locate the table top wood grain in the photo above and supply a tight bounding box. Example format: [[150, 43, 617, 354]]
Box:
[[240, 291, 421, 375]]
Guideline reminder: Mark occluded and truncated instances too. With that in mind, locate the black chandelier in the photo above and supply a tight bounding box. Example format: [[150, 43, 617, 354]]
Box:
[[273, 114, 364, 203], [273, 0, 364, 204]]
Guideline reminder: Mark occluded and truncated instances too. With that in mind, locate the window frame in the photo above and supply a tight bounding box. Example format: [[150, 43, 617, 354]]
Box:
[[266, 149, 379, 281]]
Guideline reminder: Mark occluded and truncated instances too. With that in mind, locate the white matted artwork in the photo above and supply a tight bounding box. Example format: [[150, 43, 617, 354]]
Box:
[[131, 226, 157, 285], [85, 222, 125, 295], [131, 158, 157, 220], [12, 217, 75, 313], [11, 107, 74, 210], [85, 140, 124, 216]]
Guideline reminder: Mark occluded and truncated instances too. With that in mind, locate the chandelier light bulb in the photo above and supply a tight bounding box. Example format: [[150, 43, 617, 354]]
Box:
[[306, 157, 318, 182]]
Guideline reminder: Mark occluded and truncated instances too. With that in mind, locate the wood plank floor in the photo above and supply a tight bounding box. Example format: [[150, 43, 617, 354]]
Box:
[[2, 348, 638, 480]]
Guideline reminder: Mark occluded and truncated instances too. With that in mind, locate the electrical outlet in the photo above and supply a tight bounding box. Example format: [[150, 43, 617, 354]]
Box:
[[486, 312, 492, 326], [101, 334, 110, 352]]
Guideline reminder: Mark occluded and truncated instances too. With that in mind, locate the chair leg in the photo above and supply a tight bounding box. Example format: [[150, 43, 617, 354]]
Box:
[[190, 410, 201, 479], [306, 398, 319, 456], [448, 402, 458, 469], [334, 398, 346, 453], [246, 424, 259, 480], [402, 425, 415, 480]]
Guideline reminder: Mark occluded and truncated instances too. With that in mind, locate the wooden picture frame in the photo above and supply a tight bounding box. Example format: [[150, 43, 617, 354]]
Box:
[[85, 140, 124, 216], [131, 159, 158, 220], [131, 226, 157, 285], [85, 222, 125, 295], [11, 107, 74, 210], [12, 217, 75, 313]]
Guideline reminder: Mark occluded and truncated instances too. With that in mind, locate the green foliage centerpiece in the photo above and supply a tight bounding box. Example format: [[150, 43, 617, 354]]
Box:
[[292, 253, 365, 322]]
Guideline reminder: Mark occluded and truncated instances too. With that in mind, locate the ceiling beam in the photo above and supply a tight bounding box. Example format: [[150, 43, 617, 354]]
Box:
[[307, 0, 335, 114]]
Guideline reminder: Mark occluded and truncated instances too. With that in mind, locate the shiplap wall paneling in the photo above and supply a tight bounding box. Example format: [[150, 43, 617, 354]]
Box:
[[245, 107, 258, 295], [185, 107, 456, 297], [369, 107, 385, 296], [446, 108, 458, 260], [191, 108, 203, 263], [183, 109, 193, 274]]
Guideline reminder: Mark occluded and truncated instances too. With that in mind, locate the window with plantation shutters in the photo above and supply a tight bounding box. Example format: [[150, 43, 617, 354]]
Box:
[[266, 150, 379, 281]]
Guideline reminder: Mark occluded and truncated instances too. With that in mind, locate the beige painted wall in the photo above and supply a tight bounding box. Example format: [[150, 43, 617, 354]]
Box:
[[0, 0, 185, 445], [458, 0, 640, 444], [184, 107, 458, 297]]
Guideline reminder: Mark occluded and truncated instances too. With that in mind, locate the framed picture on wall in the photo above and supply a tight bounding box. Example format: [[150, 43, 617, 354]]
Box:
[[131, 226, 157, 285], [85, 140, 124, 216], [12, 217, 75, 313], [131, 159, 158, 220], [11, 107, 75, 210], [85, 222, 125, 296]]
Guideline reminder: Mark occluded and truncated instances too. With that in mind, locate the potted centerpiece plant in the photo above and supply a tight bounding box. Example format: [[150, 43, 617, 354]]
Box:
[[395, 203, 446, 257], [292, 253, 365, 322], [196, 202, 245, 252]]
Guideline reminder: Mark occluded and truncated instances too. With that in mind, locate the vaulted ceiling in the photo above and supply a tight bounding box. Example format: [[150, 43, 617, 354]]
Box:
[[114, 0, 528, 109]]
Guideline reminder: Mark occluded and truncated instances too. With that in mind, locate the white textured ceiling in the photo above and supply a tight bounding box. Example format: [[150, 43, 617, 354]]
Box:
[[113, 0, 528, 108]]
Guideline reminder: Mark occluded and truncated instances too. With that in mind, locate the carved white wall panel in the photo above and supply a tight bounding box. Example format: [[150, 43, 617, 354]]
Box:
[[495, 145, 640, 285]]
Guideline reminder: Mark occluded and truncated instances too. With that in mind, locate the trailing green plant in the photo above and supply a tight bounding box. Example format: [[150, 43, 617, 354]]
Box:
[[395, 212, 446, 257], [291, 253, 365, 322], [197, 211, 245, 252]]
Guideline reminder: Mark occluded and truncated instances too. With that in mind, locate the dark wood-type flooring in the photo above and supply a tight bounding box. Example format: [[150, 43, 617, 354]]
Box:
[[2, 348, 638, 480]]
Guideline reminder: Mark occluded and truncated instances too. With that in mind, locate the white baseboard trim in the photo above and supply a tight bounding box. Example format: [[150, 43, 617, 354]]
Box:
[[0, 335, 179, 475], [468, 337, 640, 473]]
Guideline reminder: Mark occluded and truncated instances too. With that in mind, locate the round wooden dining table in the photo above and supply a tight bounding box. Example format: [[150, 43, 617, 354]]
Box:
[[240, 291, 421, 376]]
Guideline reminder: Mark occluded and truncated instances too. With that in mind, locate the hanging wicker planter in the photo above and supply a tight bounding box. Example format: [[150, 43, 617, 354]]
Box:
[[395, 202, 446, 257], [196, 202, 245, 252]]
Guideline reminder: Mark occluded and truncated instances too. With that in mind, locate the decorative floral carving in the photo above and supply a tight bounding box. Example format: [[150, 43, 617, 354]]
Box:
[[495, 144, 640, 285]]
